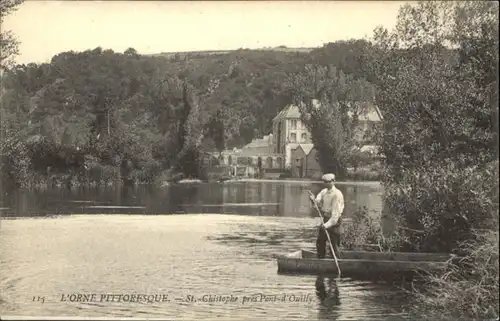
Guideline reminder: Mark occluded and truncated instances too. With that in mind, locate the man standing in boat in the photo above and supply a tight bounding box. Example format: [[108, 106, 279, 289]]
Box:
[[310, 173, 344, 259]]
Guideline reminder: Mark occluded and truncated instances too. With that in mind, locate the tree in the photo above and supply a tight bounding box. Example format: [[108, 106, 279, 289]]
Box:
[[0, 0, 27, 190], [175, 81, 204, 178], [285, 64, 375, 177], [0, 0, 24, 70], [367, 5, 498, 319], [0, 37, 395, 186], [368, 1, 499, 252], [309, 39, 374, 80], [124, 47, 139, 57], [206, 107, 228, 153], [0, 116, 30, 190]]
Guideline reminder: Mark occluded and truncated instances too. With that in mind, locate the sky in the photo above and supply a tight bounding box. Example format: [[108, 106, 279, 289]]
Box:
[[3, 1, 407, 65]]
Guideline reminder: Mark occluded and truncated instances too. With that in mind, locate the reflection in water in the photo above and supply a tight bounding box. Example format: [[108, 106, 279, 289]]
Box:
[[1, 181, 382, 218], [315, 275, 341, 313], [0, 181, 387, 318]]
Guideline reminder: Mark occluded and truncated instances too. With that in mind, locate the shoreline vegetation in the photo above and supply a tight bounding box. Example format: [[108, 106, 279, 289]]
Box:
[[1, 1, 498, 320], [360, 2, 498, 320], [0, 166, 380, 191]]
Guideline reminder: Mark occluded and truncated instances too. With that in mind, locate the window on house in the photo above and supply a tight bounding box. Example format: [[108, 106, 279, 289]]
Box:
[[290, 120, 297, 129], [290, 133, 297, 142], [301, 133, 307, 142]]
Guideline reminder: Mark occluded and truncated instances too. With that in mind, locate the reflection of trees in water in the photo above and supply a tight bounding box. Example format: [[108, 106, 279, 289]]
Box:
[[166, 185, 201, 212], [118, 184, 142, 205], [163, 181, 382, 217], [315, 275, 341, 317], [9, 181, 381, 217]]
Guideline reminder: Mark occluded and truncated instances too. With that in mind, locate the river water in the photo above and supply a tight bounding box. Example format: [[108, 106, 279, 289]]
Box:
[[0, 181, 411, 320]]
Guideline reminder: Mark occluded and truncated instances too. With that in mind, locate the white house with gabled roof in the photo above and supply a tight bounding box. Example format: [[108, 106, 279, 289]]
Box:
[[272, 100, 383, 167], [217, 100, 383, 176]]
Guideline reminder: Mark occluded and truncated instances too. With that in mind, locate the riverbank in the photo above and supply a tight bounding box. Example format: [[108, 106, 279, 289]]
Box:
[[2, 176, 381, 193], [220, 178, 381, 186], [1, 160, 381, 191]]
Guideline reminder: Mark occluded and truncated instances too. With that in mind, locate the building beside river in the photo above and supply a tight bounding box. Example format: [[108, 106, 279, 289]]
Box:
[[289, 143, 322, 179], [217, 101, 382, 178], [215, 135, 284, 179]]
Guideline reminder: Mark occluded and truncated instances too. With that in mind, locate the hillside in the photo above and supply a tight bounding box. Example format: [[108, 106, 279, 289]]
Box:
[[0, 39, 377, 187], [149, 46, 316, 60]]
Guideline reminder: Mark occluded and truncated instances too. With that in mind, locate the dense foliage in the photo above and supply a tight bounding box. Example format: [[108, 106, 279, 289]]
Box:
[[285, 64, 376, 178], [1, 0, 383, 188], [0, 0, 24, 69], [367, 1, 498, 319], [370, 0, 499, 253], [410, 229, 499, 320], [2, 38, 383, 188]]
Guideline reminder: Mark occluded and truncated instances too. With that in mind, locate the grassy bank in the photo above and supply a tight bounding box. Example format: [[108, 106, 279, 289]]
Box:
[[342, 207, 499, 319], [409, 229, 499, 319], [1, 165, 187, 191]]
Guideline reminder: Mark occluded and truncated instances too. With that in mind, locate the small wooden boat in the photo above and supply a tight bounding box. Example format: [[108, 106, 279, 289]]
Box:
[[277, 249, 453, 276]]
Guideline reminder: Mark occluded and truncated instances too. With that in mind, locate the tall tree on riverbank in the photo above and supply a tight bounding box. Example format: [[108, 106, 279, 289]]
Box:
[[285, 64, 375, 178], [369, 3, 498, 319], [175, 81, 204, 178], [0, 0, 29, 192], [0, 0, 24, 70], [369, 0, 498, 252]]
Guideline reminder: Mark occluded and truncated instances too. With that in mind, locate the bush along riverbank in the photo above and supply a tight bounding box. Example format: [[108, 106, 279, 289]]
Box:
[[0, 154, 200, 192], [0, 165, 209, 191], [343, 197, 498, 320], [409, 229, 499, 320], [1, 77, 214, 192], [344, 168, 381, 182], [341, 207, 401, 253]]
